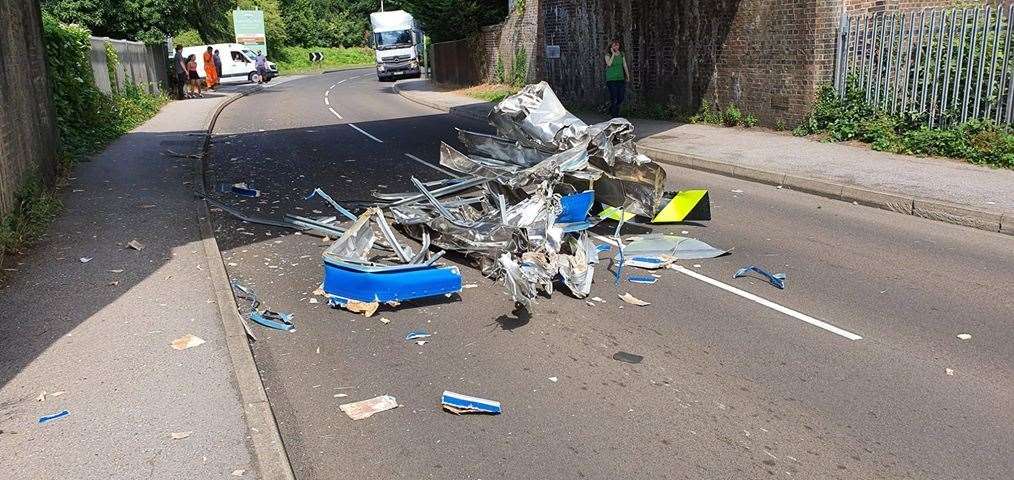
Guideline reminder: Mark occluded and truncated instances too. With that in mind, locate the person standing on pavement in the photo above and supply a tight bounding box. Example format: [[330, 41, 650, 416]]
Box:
[[213, 49, 223, 81], [254, 51, 267, 84], [203, 46, 219, 89], [173, 45, 187, 100], [186, 54, 203, 97], [604, 38, 630, 118]]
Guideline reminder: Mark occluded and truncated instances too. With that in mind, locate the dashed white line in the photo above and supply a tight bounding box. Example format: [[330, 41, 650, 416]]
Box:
[[404, 153, 459, 177], [348, 123, 383, 143], [669, 265, 863, 340], [327, 107, 343, 119]]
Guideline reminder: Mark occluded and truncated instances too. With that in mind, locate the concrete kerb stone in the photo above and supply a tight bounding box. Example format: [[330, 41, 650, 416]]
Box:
[[912, 199, 1003, 232], [193, 86, 297, 480], [394, 81, 1012, 236]]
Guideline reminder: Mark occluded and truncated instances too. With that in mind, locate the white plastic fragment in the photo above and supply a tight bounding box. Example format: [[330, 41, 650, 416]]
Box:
[[618, 293, 650, 306], [170, 431, 193, 440], [171, 334, 205, 350], [956, 333, 971, 340], [339, 395, 399, 420]]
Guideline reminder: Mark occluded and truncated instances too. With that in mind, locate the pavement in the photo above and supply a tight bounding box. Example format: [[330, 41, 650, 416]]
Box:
[[201, 68, 1013, 479], [0, 79, 298, 479], [394, 79, 1014, 235]]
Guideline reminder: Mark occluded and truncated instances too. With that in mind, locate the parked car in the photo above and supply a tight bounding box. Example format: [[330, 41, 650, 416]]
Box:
[[173, 43, 277, 83]]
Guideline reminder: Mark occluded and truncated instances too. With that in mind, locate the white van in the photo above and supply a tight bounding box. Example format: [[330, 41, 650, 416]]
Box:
[[176, 43, 278, 83]]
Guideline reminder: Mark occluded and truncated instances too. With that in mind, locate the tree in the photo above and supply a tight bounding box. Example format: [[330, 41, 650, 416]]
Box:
[[281, 0, 372, 47], [42, 0, 189, 43], [392, 0, 507, 43]]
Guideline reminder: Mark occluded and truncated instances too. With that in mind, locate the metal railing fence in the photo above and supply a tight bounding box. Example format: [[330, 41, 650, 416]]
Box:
[[834, 5, 1014, 126]]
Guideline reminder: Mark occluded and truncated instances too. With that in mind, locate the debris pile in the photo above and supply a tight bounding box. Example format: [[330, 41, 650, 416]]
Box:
[[317, 82, 712, 310]]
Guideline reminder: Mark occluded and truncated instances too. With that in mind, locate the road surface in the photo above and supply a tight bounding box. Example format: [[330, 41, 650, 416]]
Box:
[[205, 69, 1014, 480]]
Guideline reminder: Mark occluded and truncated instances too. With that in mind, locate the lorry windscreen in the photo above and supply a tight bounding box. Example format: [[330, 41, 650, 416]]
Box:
[[375, 30, 413, 50]]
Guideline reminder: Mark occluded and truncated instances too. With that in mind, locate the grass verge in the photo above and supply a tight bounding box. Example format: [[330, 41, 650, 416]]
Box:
[[274, 46, 375, 75], [456, 84, 519, 103]]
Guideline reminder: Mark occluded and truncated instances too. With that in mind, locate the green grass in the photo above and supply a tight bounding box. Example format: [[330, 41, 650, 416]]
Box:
[[274, 46, 375, 75], [459, 84, 519, 103], [0, 175, 62, 267]]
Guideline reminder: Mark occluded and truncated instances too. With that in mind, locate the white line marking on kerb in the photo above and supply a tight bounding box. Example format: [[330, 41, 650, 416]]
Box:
[[404, 153, 459, 177], [327, 107, 343, 120], [669, 265, 863, 340], [348, 123, 383, 143]]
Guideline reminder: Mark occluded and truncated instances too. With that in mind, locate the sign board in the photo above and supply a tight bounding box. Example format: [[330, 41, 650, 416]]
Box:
[[545, 45, 561, 59], [233, 9, 267, 55]]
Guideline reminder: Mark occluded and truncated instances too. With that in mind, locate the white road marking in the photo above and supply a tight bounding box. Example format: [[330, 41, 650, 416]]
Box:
[[324, 90, 329, 98], [324, 97, 330, 106], [330, 84, 336, 89], [327, 107, 343, 119], [348, 123, 383, 143], [669, 265, 863, 341], [403, 153, 459, 177]]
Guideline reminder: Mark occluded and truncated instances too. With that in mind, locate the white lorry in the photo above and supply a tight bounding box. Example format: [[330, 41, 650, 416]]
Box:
[[369, 10, 423, 81], [175, 43, 278, 84]]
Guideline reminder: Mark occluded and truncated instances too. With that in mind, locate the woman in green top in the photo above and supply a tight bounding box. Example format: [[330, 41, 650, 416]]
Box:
[[604, 39, 630, 117]]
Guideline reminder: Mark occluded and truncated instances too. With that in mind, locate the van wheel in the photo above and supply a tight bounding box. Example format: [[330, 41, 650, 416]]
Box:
[[248, 72, 261, 83]]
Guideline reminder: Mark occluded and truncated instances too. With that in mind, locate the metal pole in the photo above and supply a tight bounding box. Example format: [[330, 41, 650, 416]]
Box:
[[986, 6, 1002, 120], [962, 7, 980, 123], [920, 11, 938, 115], [874, 14, 889, 106], [941, 8, 959, 121], [901, 12, 916, 113], [930, 10, 947, 126], [893, 12, 910, 114], [835, 11, 847, 92], [911, 10, 927, 114], [974, 6, 993, 120], [859, 15, 870, 93], [841, 15, 854, 93], [998, 5, 1013, 122], [883, 13, 898, 110]]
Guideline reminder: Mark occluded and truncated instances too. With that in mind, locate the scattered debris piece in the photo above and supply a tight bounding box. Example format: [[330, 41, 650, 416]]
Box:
[[651, 189, 711, 223], [170, 431, 193, 440], [79, 257, 92, 263], [108, 269, 124, 273], [126, 239, 145, 251], [343, 299, 379, 317], [731, 189, 743, 193], [956, 333, 971, 340], [379, 317, 391, 324], [232, 281, 295, 333], [415, 340, 428, 346], [38, 410, 70, 425], [462, 283, 479, 289], [218, 182, 261, 198], [164, 149, 199, 159], [50, 391, 65, 397], [339, 395, 399, 420], [617, 234, 727, 269], [945, 368, 955, 376], [36, 391, 46, 402], [405, 330, 431, 341], [441, 391, 502, 415], [733, 265, 786, 289], [612, 351, 644, 364], [618, 293, 650, 306], [171, 334, 206, 350], [309, 297, 318, 304], [628, 275, 657, 285], [591, 296, 605, 303], [334, 393, 348, 398], [231, 469, 245, 476], [548, 377, 558, 383]]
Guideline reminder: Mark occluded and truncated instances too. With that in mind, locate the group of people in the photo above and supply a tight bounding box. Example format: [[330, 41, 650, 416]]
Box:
[[172, 44, 222, 99]]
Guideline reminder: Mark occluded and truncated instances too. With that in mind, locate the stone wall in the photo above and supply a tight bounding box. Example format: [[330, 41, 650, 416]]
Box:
[[0, 0, 60, 217], [539, 0, 958, 126]]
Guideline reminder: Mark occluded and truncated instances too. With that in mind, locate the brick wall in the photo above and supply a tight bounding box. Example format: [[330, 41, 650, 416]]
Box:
[[0, 0, 60, 217], [540, 0, 960, 126]]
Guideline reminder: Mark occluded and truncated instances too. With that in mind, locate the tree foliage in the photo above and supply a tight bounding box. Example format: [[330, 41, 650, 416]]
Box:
[[392, 0, 507, 42]]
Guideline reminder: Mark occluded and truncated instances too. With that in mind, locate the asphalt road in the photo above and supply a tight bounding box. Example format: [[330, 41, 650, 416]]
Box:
[[205, 69, 1014, 480]]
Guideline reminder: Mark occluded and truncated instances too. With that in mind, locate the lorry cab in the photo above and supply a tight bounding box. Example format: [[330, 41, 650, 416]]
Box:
[[370, 10, 423, 81], [176, 43, 278, 84]]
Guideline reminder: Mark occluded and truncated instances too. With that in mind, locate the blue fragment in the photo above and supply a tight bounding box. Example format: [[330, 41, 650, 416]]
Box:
[[38, 410, 70, 425], [628, 275, 657, 285], [595, 244, 611, 254], [249, 310, 296, 332], [405, 330, 431, 341], [323, 259, 462, 304], [733, 265, 786, 289], [557, 190, 595, 223], [441, 391, 502, 414]]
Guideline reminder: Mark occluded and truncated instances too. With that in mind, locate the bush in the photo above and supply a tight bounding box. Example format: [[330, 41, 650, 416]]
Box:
[[509, 47, 528, 87], [743, 114, 758, 128], [797, 75, 1014, 168], [722, 104, 742, 127], [273, 46, 374, 73]]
